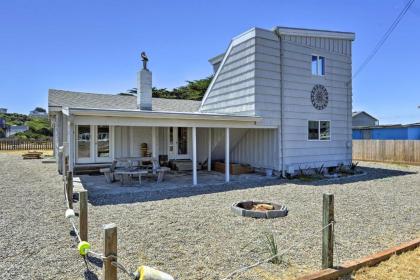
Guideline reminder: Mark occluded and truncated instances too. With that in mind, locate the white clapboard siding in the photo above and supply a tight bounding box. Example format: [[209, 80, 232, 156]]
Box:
[[201, 27, 353, 171], [201, 35, 257, 116], [280, 32, 352, 169], [230, 128, 279, 169]]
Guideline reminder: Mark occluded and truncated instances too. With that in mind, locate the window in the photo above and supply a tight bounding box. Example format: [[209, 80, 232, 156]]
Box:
[[308, 121, 319, 140], [320, 121, 330, 140], [308, 120, 330, 140], [311, 55, 325, 76]]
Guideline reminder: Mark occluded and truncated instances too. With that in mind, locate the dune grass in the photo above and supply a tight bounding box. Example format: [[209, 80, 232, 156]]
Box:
[[353, 247, 420, 280]]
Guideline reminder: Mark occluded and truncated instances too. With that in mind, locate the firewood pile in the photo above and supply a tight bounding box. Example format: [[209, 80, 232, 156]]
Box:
[[251, 203, 274, 212], [22, 151, 43, 160]]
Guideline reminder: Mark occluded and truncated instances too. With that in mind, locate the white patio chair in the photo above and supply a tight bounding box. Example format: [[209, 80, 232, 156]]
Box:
[[151, 158, 170, 183], [99, 160, 118, 183]]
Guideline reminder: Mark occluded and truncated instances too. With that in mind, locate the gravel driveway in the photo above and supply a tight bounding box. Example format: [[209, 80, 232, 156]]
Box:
[[0, 153, 419, 280]]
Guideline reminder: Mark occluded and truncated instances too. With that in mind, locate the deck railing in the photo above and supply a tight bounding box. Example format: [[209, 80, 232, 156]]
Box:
[[0, 138, 53, 150]]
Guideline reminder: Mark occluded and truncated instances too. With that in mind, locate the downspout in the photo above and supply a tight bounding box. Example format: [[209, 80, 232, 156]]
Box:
[[274, 29, 286, 177]]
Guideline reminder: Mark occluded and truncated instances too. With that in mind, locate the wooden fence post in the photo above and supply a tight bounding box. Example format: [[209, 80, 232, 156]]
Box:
[[103, 223, 117, 280], [79, 190, 88, 241], [322, 193, 334, 269], [66, 171, 73, 209]]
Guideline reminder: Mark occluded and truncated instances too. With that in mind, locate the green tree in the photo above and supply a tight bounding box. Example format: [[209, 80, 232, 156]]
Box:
[[122, 76, 213, 101]]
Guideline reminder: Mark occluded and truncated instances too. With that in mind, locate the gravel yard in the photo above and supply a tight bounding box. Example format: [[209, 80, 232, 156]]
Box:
[[0, 153, 419, 280]]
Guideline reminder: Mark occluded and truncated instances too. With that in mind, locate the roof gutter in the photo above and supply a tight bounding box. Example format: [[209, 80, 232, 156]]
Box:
[[274, 29, 286, 178], [68, 107, 261, 123]]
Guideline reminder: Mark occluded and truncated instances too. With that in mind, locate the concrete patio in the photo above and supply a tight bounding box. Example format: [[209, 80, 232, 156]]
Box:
[[77, 170, 279, 202]]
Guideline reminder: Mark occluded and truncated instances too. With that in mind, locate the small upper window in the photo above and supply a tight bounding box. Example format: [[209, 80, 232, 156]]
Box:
[[311, 55, 325, 76], [308, 120, 330, 140]]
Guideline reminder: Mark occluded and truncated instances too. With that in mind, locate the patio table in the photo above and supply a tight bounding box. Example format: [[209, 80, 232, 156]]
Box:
[[114, 169, 148, 186], [116, 157, 152, 169]]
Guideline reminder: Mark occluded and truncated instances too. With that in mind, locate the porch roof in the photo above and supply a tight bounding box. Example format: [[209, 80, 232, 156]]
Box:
[[67, 107, 267, 128]]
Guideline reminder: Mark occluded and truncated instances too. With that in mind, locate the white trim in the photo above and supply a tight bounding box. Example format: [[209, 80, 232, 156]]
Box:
[[95, 125, 114, 163], [155, 127, 159, 158], [69, 107, 260, 122], [68, 121, 74, 171], [75, 124, 93, 164], [192, 127, 197, 185], [62, 107, 70, 116], [225, 127, 230, 183], [111, 126, 115, 160], [167, 127, 191, 160], [208, 128, 212, 171], [75, 125, 114, 164], [199, 43, 234, 111], [311, 54, 326, 77], [307, 120, 331, 141], [130, 126, 134, 156], [274, 26, 355, 40], [208, 53, 225, 64], [72, 115, 272, 129], [152, 127, 156, 158]]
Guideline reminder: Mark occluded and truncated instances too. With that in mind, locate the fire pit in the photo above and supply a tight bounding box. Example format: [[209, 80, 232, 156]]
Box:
[[231, 201, 288, 219]]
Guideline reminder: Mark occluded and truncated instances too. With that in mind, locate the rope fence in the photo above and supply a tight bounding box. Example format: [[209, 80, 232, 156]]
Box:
[[62, 170, 174, 280], [61, 165, 338, 280]]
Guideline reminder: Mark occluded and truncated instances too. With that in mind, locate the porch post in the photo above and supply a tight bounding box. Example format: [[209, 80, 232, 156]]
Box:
[[208, 128, 212, 171], [192, 127, 197, 185], [225, 127, 230, 182], [67, 119, 74, 172], [152, 127, 156, 158]]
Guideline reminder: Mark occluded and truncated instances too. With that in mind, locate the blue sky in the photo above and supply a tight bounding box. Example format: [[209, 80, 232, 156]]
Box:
[[0, 0, 419, 124]]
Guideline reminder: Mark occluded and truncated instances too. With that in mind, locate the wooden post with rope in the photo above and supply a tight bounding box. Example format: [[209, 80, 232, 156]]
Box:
[[103, 223, 117, 280], [322, 193, 334, 269], [79, 190, 88, 241], [66, 171, 73, 209]]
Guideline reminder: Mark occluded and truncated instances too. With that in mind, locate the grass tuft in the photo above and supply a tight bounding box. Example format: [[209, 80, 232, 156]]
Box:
[[263, 232, 281, 265]]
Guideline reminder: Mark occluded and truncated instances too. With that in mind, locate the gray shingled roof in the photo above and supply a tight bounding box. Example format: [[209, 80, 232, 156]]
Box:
[[48, 89, 201, 113]]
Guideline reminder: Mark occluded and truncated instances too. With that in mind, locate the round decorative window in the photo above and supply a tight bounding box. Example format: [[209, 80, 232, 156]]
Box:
[[311, 84, 328, 110]]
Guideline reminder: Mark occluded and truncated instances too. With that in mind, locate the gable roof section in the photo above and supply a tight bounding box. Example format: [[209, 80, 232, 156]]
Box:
[[352, 111, 378, 121], [48, 89, 201, 113], [200, 27, 258, 111]]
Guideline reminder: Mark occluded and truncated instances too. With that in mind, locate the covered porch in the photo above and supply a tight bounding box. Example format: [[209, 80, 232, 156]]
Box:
[[63, 107, 278, 186]]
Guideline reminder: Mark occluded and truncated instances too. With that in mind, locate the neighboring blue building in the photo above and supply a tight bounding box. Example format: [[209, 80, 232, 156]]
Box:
[[0, 118, 5, 129], [353, 123, 420, 140]]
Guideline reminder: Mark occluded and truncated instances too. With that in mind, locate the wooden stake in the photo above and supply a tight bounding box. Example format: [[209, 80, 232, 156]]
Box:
[[103, 223, 117, 280], [322, 193, 334, 269], [66, 171, 73, 209], [79, 190, 88, 241]]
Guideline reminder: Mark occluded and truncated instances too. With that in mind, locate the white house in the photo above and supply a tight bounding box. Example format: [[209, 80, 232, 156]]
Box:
[[352, 111, 379, 127], [49, 26, 355, 184], [6, 125, 29, 137]]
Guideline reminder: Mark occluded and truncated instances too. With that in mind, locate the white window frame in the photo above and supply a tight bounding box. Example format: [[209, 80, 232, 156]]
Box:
[[307, 120, 331, 141], [311, 55, 325, 76]]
